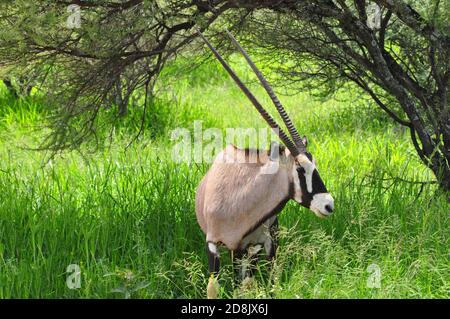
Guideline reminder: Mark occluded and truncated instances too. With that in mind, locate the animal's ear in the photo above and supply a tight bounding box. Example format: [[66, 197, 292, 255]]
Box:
[[302, 136, 308, 147]]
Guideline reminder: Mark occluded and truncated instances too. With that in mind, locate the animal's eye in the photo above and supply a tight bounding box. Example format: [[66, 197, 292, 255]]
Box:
[[297, 166, 305, 174]]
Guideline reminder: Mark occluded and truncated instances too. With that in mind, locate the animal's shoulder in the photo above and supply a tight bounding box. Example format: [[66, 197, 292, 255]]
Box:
[[213, 144, 270, 166]]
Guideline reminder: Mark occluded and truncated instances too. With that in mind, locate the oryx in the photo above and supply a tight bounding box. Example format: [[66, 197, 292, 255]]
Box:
[[196, 31, 334, 298]]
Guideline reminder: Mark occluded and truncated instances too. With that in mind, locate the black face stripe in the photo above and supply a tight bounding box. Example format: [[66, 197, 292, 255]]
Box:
[[297, 167, 312, 208], [296, 166, 328, 208], [312, 169, 328, 194]]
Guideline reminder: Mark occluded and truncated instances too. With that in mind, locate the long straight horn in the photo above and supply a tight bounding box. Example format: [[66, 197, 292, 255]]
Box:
[[225, 30, 306, 153], [197, 31, 300, 157]]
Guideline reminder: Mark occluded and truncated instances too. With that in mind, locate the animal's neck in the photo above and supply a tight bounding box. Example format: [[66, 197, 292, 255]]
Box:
[[281, 155, 296, 201]]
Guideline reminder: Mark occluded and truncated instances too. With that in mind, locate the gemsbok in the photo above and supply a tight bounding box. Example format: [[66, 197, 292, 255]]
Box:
[[196, 31, 335, 298]]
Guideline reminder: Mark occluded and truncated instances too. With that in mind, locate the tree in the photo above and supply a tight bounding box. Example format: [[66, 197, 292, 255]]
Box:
[[237, 0, 450, 191], [0, 0, 448, 191]]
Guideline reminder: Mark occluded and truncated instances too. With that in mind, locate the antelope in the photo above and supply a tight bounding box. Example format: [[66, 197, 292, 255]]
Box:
[[196, 31, 334, 298]]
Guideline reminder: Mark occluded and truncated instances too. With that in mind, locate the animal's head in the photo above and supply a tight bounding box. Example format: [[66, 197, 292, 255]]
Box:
[[199, 30, 334, 217], [288, 137, 334, 218]]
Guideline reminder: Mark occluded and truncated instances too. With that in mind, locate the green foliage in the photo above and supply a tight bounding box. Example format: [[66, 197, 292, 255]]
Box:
[[0, 57, 447, 298], [1, 1, 448, 190], [161, 56, 230, 88]]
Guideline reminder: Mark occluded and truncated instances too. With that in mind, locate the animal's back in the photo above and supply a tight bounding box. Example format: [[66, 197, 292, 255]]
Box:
[[195, 145, 290, 250]]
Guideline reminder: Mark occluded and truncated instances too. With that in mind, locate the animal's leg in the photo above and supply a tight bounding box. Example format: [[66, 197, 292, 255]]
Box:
[[235, 244, 261, 293], [206, 242, 220, 299], [232, 249, 245, 285], [265, 216, 279, 260], [207, 242, 220, 274], [264, 217, 279, 297], [242, 244, 262, 280]]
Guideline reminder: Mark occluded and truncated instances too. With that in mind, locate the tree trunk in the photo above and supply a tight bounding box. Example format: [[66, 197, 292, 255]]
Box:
[[115, 80, 128, 117], [430, 153, 450, 192], [3, 79, 18, 97], [410, 104, 450, 192]]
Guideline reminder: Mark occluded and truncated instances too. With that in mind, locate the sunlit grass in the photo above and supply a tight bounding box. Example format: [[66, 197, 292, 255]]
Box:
[[0, 58, 448, 298]]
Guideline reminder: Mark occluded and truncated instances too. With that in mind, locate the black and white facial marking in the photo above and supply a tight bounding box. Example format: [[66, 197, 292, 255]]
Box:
[[292, 152, 334, 218]]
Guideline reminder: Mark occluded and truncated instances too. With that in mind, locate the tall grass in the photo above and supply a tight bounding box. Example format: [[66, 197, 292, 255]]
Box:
[[0, 58, 448, 298]]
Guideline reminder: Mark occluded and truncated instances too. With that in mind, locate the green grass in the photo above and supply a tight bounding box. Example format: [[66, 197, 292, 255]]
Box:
[[0, 57, 448, 298]]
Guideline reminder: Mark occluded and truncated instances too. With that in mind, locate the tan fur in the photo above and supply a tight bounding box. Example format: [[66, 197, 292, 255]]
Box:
[[195, 145, 294, 251]]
